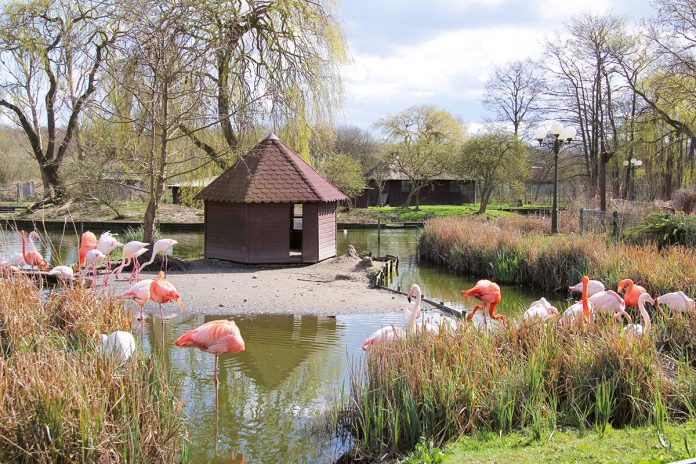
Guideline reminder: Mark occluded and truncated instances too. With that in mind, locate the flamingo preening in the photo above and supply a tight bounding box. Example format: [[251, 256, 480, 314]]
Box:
[[150, 271, 184, 320], [569, 279, 605, 297], [77, 231, 97, 272], [522, 297, 559, 322], [99, 331, 136, 361], [362, 283, 422, 350], [655, 291, 695, 316], [588, 290, 631, 322], [174, 319, 246, 405], [111, 241, 149, 282], [96, 231, 122, 286], [624, 293, 654, 337], [119, 279, 154, 320], [20, 230, 47, 273], [563, 275, 593, 323], [462, 279, 507, 328], [617, 279, 647, 308], [139, 239, 178, 273], [47, 265, 75, 287]]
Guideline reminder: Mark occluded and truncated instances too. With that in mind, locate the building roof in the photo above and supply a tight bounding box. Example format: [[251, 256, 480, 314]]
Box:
[[366, 164, 462, 181], [195, 134, 349, 203]]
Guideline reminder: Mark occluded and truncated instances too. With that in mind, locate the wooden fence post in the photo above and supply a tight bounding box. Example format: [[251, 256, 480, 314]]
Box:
[[579, 208, 585, 233]]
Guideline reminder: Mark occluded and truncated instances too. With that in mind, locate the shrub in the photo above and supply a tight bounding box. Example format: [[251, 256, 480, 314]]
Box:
[[672, 187, 696, 213]]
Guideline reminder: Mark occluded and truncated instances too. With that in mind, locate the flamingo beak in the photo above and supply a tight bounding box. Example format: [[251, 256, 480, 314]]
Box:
[[407, 296, 412, 303]]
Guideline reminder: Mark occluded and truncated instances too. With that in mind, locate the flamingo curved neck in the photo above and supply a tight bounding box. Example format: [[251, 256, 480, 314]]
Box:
[[582, 278, 590, 318], [638, 298, 651, 333], [20, 231, 27, 261], [406, 290, 421, 331]]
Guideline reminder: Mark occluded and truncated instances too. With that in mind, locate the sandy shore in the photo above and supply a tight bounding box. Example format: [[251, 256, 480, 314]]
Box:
[[109, 254, 433, 317]]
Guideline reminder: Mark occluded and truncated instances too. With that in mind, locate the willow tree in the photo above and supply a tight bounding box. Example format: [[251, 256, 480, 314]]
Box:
[[0, 0, 121, 202], [377, 105, 464, 209], [180, 0, 347, 167]]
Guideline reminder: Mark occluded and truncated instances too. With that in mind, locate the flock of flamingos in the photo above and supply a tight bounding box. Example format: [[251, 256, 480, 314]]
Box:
[[3, 228, 696, 401]]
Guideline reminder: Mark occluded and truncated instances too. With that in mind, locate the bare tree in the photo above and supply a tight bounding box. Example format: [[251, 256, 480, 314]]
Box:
[[0, 0, 122, 202], [483, 59, 543, 137]]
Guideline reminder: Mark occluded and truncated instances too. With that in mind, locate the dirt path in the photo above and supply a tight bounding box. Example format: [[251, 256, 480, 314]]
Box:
[[109, 254, 432, 317]]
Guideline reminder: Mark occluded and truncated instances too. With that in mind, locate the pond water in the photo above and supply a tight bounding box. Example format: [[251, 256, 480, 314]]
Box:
[[0, 225, 569, 463]]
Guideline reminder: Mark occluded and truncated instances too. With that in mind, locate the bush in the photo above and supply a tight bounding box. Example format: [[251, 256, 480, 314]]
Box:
[[672, 187, 696, 213]]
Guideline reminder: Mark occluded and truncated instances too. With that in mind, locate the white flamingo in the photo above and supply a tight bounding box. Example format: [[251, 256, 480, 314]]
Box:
[[139, 239, 178, 273], [99, 331, 136, 360], [655, 291, 695, 316], [625, 293, 654, 337], [588, 290, 631, 321], [97, 232, 123, 286], [362, 284, 422, 350], [522, 297, 559, 322], [48, 265, 75, 287], [569, 279, 605, 297], [111, 241, 149, 282], [82, 249, 106, 289]]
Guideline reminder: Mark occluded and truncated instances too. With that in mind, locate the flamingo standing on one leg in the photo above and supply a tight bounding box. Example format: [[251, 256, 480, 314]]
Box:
[[97, 231, 122, 286], [119, 278, 154, 321], [111, 241, 149, 282], [139, 239, 178, 274], [563, 275, 593, 323], [655, 291, 695, 317], [461, 279, 507, 328], [174, 319, 246, 406], [625, 293, 654, 337], [569, 279, 605, 297], [617, 279, 647, 308], [362, 283, 422, 350], [20, 230, 48, 274], [150, 271, 184, 320], [82, 249, 106, 289]]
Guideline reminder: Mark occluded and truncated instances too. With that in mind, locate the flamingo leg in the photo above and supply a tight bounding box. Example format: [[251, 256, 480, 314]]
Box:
[[466, 304, 483, 321], [214, 353, 219, 409], [489, 302, 507, 328]]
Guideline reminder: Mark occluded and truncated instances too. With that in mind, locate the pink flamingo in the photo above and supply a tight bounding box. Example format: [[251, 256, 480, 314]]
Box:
[[617, 279, 647, 308], [75, 231, 97, 272], [563, 275, 593, 323], [522, 297, 559, 322], [140, 239, 178, 273], [569, 279, 605, 296], [150, 271, 184, 320], [48, 265, 75, 287], [462, 279, 507, 328], [362, 283, 422, 350], [588, 290, 631, 322], [174, 319, 246, 405], [655, 291, 695, 316], [97, 231, 122, 286], [82, 249, 106, 289], [625, 293, 654, 337], [119, 278, 154, 320], [20, 230, 47, 273], [111, 241, 149, 282]]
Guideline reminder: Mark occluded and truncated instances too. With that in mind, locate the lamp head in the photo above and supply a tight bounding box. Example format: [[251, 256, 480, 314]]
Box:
[[550, 121, 563, 137], [533, 127, 546, 144]]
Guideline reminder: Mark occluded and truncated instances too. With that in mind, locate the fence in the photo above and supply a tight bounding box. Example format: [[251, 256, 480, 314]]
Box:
[[0, 182, 38, 202], [579, 207, 696, 247]]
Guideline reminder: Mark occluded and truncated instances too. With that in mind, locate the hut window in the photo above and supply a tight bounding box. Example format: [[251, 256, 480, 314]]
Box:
[[293, 204, 303, 230]]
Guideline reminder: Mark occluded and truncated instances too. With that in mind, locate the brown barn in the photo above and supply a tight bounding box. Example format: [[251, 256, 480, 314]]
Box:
[[195, 134, 348, 264]]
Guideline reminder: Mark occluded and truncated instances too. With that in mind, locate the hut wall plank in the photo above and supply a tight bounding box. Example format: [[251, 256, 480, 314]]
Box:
[[205, 201, 248, 262], [317, 202, 337, 261], [302, 203, 319, 262]]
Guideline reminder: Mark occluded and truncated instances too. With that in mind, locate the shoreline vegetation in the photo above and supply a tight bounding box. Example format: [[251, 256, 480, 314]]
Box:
[[418, 216, 696, 296], [0, 275, 187, 463]]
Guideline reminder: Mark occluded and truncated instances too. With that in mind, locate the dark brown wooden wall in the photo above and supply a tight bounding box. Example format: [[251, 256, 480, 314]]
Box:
[[204, 201, 248, 261], [356, 180, 476, 207], [302, 204, 319, 262], [247, 203, 290, 263], [317, 202, 337, 261]]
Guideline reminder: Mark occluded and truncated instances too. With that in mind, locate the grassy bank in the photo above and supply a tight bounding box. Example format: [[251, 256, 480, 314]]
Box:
[[0, 275, 187, 462], [339, 205, 516, 224], [341, 313, 696, 461], [419, 216, 696, 295]]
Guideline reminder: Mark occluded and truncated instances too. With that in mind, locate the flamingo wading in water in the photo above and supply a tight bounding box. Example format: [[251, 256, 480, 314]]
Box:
[[462, 279, 507, 328], [140, 239, 178, 273], [174, 319, 246, 405], [20, 230, 47, 273], [82, 249, 106, 289], [362, 283, 422, 350], [119, 279, 154, 320]]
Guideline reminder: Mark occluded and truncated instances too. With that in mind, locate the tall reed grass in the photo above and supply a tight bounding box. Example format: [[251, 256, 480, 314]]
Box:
[[419, 217, 696, 295], [342, 318, 696, 460], [0, 275, 187, 463]]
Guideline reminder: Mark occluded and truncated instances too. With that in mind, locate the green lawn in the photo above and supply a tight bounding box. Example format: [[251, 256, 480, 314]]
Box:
[[436, 424, 695, 464], [340, 204, 519, 223]]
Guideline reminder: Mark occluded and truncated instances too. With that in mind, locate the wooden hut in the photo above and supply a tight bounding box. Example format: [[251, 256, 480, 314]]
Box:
[[195, 134, 348, 264]]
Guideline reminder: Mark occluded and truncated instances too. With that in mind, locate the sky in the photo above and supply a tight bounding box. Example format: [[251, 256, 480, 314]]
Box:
[[335, 0, 655, 131]]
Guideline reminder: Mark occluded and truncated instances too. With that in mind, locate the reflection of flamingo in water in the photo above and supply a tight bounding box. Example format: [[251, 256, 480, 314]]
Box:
[[20, 230, 47, 273], [462, 279, 507, 328], [362, 283, 422, 350], [111, 241, 149, 282], [139, 239, 178, 273], [174, 319, 246, 405]]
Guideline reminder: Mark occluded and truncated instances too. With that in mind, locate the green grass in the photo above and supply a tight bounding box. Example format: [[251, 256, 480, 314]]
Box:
[[341, 204, 517, 223], [442, 424, 696, 464]]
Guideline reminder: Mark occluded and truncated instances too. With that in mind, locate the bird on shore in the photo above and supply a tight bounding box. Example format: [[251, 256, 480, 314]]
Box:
[[462, 279, 507, 328], [76, 231, 97, 272], [48, 265, 75, 287], [20, 230, 47, 273], [111, 241, 149, 282], [150, 271, 184, 320], [174, 319, 246, 405], [140, 238, 178, 273], [522, 297, 559, 322], [625, 293, 654, 337], [362, 283, 422, 349], [563, 275, 593, 323], [82, 249, 106, 289], [617, 279, 647, 308], [655, 291, 695, 317], [96, 231, 122, 286], [588, 290, 631, 322], [99, 330, 136, 361], [569, 278, 605, 297], [119, 279, 154, 320]]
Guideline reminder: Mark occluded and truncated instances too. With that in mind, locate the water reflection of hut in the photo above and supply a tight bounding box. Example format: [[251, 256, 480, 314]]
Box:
[[195, 134, 348, 264]]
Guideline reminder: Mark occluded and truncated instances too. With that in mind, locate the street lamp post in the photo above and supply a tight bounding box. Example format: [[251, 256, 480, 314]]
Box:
[[623, 158, 643, 201], [534, 122, 576, 234]]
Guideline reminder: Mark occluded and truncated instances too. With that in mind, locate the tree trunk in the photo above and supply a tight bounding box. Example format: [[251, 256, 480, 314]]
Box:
[[599, 152, 607, 211], [42, 162, 65, 202], [478, 184, 492, 214]]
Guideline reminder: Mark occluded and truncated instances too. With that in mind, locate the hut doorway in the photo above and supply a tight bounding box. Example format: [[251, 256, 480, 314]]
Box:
[[290, 204, 303, 258]]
